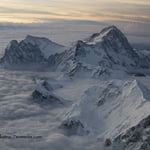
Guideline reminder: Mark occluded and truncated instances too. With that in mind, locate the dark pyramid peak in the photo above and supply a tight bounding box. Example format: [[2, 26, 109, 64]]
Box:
[[101, 26, 133, 50], [100, 25, 119, 35], [85, 25, 132, 50], [71, 26, 140, 68], [85, 26, 119, 43]]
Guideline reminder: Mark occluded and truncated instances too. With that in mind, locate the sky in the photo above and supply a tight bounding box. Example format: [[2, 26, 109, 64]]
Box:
[[0, 0, 150, 24], [0, 0, 150, 50]]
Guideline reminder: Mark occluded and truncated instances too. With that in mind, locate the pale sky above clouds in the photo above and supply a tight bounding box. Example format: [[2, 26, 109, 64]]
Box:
[[0, 0, 150, 50], [0, 0, 149, 24]]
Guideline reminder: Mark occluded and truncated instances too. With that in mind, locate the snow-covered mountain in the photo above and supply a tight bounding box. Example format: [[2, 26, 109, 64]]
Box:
[[1, 26, 150, 74], [83, 25, 138, 67], [24, 35, 65, 59], [0, 35, 65, 68], [0, 39, 46, 66], [61, 80, 150, 140], [113, 115, 150, 150], [47, 26, 150, 77]]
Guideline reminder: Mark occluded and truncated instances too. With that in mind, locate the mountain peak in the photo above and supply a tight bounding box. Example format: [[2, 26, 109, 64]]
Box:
[[0, 35, 65, 67], [10, 40, 18, 45], [24, 35, 52, 44], [85, 26, 131, 48], [100, 25, 125, 39], [100, 25, 119, 34], [23, 35, 65, 59], [26, 34, 34, 39], [7, 40, 18, 47], [84, 25, 119, 43]]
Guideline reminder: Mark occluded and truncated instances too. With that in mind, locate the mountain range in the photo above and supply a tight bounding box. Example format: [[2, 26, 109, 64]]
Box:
[[0, 26, 149, 150], [1, 26, 150, 74]]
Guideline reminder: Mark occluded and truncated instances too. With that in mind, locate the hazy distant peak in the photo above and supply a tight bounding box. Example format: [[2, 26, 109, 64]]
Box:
[[23, 35, 65, 59], [25, 35, 52, 42]]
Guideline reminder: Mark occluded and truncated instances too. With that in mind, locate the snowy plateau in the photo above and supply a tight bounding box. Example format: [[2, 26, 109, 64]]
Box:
[[0, 26, 150, 150]]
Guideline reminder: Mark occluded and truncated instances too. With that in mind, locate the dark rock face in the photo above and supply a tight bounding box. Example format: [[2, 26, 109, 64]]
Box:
[[31, 80, 63, 105], [74, 41, 88, 57], [61, 120, 84, 129], [86, 26, 139, 67], [41, 80, 53, 91], [32, 90, 63, 105], [101, 26, 133, 50], [104, 138, 112, 147], [0, 40, 47, 66], [113, 115, 150, 150], [134, 73, 146, 77], [87, 26, 132, 50], [59, 120, 88, 136], [47, 50, 69, 70], [97, 82, 121, 106]]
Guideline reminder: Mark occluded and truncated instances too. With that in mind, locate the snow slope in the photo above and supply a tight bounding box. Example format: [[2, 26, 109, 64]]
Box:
[[113, 115, 150, 150], [24, 35, 65, 59], [62, 80, 150, 139]]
